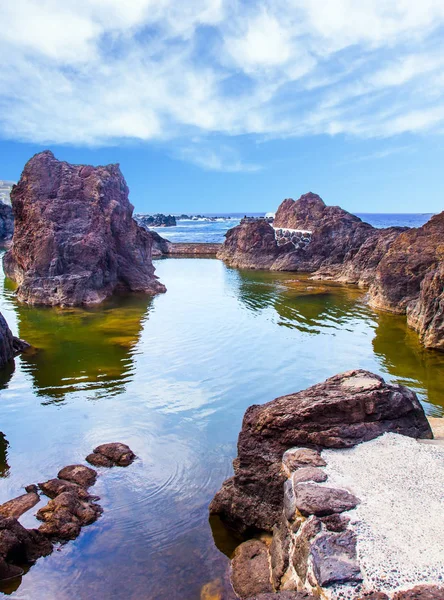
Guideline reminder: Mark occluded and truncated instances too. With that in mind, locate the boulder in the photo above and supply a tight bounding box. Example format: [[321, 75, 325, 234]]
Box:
[[210, 370, 432, 532], [39, 478, 92, 500], [0, 516, 52, 581], [291, 468, 328, 486], [310, 530, 362, 586], [0, 490, 40, 519], [282, 448, 326, 472], [57, 464, 97, 487], [294, 484, 359, 517], [86, 442, 136, 468], [0, 311, 29, 368], [3, 151, 166, 306], [36, 491, 103, 540], [230, 539, 273, 598]]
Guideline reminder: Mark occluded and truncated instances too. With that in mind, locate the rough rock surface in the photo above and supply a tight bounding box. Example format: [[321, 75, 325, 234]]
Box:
[[0, 516, 52, 581], [3, 151, 166, 306], [392, 586, 444, 599], [294, 484, 359, 517], [246, 594, 315, 599], [86, 442, 136, 468], [210, 370, 432, 532], [135, 213, 177, 228], [0, 311, 29, 368], [230, 539, 273, 598], [0, 490, 40, 519], [291, 467, 328, 486], [39, 478, 91, 500], [310, 530, 362, 586], [0, 201, 14, 241], [57, 464, 97, 487], [36, 491, 103, 540]]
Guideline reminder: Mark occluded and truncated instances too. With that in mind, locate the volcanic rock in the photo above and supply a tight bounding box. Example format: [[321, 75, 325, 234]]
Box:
[[36, 491, 102, 540], [310, 530, 362, 586], [0, 311, 29, 368], [294, 484, 359, 517], [57, 464, 97, 487], [282, 448, 326, 472], [39, 478, 91, 500], [230, 539, 272, 598], [3, 151, 166, 306], [246, 594, 315, 599], [86, 442, 136, 468], [0, 201, 14, 241], [393, 586, 444, 599], [292, 516, 322, 583], [135, 213, 177, 228], [210, 370, 432, 532], [0, 490, 40, 519], [291, 467, 328, 485]]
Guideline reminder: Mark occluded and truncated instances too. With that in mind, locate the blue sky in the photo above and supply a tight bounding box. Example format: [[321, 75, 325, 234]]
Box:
[[1, 0, 444, 214]]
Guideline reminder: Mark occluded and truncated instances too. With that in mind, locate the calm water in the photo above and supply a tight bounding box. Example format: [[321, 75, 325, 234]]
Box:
[[150, 213, 434, 243], [1, 239, 444, 599]]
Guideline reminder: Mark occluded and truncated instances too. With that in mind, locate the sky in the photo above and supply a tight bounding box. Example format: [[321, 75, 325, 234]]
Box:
[[1, 0, 444, 214]]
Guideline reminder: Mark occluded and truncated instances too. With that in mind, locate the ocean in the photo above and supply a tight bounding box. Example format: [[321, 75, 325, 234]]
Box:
[[149, 212, 435, 243]]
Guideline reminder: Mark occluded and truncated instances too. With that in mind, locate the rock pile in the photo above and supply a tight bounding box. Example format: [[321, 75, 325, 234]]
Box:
[[0, 442, 136, 581]]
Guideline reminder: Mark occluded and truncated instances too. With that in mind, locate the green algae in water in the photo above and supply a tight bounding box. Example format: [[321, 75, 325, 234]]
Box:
[[0, 257, 443, 599]]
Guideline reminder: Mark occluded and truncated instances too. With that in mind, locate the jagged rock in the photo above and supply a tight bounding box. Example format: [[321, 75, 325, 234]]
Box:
[[3, 151, 166, 306], [270, 516, 290, 589], [310, 530, 362, 586], [86, 442, 135, 467], [283, 479, 297, 522], [355, 593, 389, 599], [320, 514, 350, 533], [292, 516, 321, 583], [210, 370, 431, 532], [393, 586, 444, 599], [135, 213, 177, 228], [230, 539, 272, 599], [217, 219, 282, 269], [36, 491, 102, 540], [57, 465, 97, 487], [291, 467, 328, 485], [0, 201, 14, 241], [246, 593, 315, 599], [282, 448, 326, 472], [0, 490, 40, 519], [0, 311, 29, 368], [294, 484, 359, 517], [39, 478, 91, 500], [0, 516, 52, 581]]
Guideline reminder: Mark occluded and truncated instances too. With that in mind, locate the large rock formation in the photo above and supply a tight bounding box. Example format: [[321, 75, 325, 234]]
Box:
[[0, 311, 29, 368], [0, 201, 14, 241], [210, 370, 432, 533], [3, 151, 166, 306]]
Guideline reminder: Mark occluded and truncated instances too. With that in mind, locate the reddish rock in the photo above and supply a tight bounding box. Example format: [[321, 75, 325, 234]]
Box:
[[270, 516, 290, 589], [310, 530, 362, 586], [217, 218, 281, 269], [246, 594, 315, 599], [37, 491, 102, 540], [3, 151, 166, 306], [282, 448, 326, 471], [320, 514, 350, 532], [294, 484, 359, 517], [39, 478, 91, 500], [292, 516, 322, 583], [86, 442, 135, 467], [0, 311, 29, 368], [230, 539, 272, 599], [57, 464, 97, 487], [210, 370, 431, 532], [393, 586, 444, 599]]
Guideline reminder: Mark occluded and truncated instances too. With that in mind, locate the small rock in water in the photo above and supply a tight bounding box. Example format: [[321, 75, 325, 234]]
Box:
[[230, 539, 272, 598], [37, 491, 102, 541], [57, 465, 97, 487], [86, 442, 136, 467]]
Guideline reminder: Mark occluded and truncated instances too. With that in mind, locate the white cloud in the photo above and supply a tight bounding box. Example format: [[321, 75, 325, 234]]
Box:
[[2, 0, 444, 168], [175, 144, 261, 172]]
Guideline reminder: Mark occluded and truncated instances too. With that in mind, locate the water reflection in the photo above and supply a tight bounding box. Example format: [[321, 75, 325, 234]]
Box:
[[373, 312, 444, 415], [0, 432, 10, 478], [14, 295, 153, 402]]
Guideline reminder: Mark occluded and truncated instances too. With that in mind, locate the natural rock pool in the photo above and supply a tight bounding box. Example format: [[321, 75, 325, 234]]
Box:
[[0, 256, 443, 599]]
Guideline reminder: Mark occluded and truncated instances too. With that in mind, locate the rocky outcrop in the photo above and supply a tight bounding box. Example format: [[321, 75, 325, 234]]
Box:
[[0, 311, 29, 368], [0, 201, 14, 241], [135, 213, 177, 228], [3, 151, 165, 306], [210, 370, 432, 533]]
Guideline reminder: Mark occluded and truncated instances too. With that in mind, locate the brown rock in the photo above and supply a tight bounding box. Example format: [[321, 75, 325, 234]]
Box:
[[310, 530, 362, 586], [0, 491, 40, 519], [354, 593, 389, 600], [39, 478, 91, 500], [86, 442, 136, 467], [217, 219, 281, 269], [291, 467, 328, 485], [270, 516, 290, 589], [246, 593, 315, 599], [0, 516, 52, 581], [292, 516, 321, 583], [294, 484, 359, 517], [320, 514, 350, 532], [57, 464, 97, 487], [0, 311, 29, 368], [282, 448, 326, 472], [231, 540, 272, 599], [3, 150, 166, 306], [210, 370, 431, 532], [36, 491, 102, 540], [392, 585, 444, 599]]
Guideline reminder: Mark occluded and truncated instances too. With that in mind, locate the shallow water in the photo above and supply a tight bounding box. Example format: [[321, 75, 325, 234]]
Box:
[[0, 256, 443, 599]]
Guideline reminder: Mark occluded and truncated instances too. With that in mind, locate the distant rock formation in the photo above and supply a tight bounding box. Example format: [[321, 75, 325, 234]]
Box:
[[210, 370, 432, 533], [3, 151, 166, 306], [0, 311, 29, 369], [135, 213, 177, 227], [0, 201, 14, 241], [219, 194, 444, 350]]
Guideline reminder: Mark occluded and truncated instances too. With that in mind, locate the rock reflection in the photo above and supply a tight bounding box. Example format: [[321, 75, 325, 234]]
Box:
[[232, 269, 369, 334], [14, 294, 153, 402], [0, 432, 10, 478], [373, 312, 444, 415]]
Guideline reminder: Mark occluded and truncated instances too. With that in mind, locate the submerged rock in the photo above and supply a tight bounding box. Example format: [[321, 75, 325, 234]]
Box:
[[86, 442, 136, 467], [210, 370, 432, 532], [3, 150, 166, 306]]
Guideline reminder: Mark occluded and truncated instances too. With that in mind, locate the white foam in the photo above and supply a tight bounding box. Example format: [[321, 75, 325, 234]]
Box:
[[322, 433, 444, 595]]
